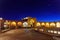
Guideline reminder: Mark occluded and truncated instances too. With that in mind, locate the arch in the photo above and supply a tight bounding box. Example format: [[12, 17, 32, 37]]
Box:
[[36, 22, 40, 27], [23, 22, 28, 27], [17, 22, 22, 26], [50, 22, 55, 27], [45, 22, 49, 27], [41, 22, 45, 27], [11, 22, 16, 26], [56, 22, 60, 27]]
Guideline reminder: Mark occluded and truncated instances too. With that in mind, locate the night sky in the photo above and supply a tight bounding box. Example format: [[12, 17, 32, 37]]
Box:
[[0, 0, 60, 22]]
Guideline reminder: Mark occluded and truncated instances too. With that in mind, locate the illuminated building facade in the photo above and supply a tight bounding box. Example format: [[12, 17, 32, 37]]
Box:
[[0, 17, 60, 36], [0, 17, 37, 29], [0, 17, 60, 28]]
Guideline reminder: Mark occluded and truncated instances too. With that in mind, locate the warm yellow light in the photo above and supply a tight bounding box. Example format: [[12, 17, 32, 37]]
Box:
[[58, 31, 60, 34], [34, 28, 38, 30], [50, 23, 55, 27], [51, 30, 54, 33], [11, 22, 16, 26], [39, 29, 44, 31], [56, 22, 60, 27], [41, 22, 45, 26], [46, 23, 49, 27], [48, 30, 51, 32], [4, 20, 9, 25], [36, 22, 40, 26], [30, 19, 34, 23], [7, 21, 11, 25], [17, 22, 22, 26], [54, 31, 57, 34]]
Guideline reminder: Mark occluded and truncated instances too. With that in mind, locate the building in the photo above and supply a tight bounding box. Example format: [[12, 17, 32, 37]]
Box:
[[0, 17, 37, 29], [0, 17, 60, 36]]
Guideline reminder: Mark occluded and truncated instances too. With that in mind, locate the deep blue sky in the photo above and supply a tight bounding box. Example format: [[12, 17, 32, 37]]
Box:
[[0, 0, 60, 22]]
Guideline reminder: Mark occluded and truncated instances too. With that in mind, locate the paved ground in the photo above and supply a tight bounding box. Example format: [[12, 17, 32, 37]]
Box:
[[53, 37, 60, 40], [0, 29, 54, 40]]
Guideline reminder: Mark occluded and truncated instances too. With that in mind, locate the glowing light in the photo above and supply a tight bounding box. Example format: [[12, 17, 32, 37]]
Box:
[[51, 30, 54, 33], [30, 19, 34, 23], [8, 22, 10, 25], [11, 22, 16, 26], [4, 25, 8, 27], [4, 20, 10, 28], [17, 22, 22, 26], [41, 22, 45, 26], [50, 23, 55, 27], [48, 30, 51, 32], [36, 22, 40, 26], [23, 22, 28, 27], [45, 22, 49, 27], [56, 22, 60, 27], [58, 31, 60, 34], [54, 31, 57, 34], [4, 20, 9, 25], [24, 17, 29, 19], [39, 29, 44, 31], [0, 18, 3, 20]]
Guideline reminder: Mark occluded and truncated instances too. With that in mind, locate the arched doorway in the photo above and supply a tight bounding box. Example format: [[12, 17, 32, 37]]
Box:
[[17, 22, 22, 28], [23, 22, 28, 27], [11, 22, 16, 29]]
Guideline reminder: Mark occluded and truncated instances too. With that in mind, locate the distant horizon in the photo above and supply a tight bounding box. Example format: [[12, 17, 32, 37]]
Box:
[[1, 16, 60, 22]]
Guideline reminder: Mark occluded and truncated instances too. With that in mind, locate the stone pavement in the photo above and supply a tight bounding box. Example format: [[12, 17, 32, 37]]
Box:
[[0, 29, 54, 40]]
